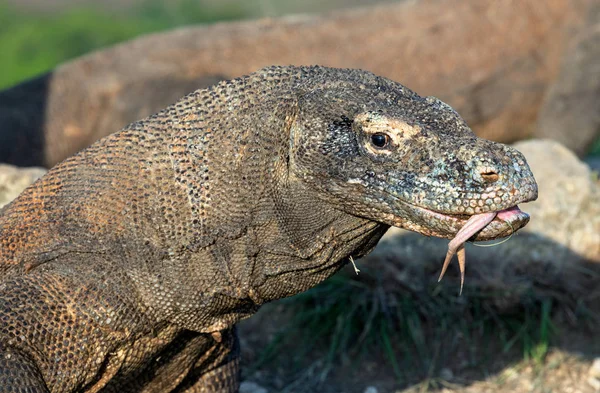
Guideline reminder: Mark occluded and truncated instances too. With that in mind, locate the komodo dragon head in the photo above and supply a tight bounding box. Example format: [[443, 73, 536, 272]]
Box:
[[288, 69, 538, 248]]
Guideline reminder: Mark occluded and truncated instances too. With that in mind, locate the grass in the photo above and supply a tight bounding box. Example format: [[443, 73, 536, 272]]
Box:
[[0, 0, 246, 90], [245, 256, 586, 390], [590, 137, 600, 156]]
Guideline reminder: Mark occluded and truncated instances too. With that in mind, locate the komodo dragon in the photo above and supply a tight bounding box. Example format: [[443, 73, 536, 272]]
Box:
[[0, 66, 538, 392]]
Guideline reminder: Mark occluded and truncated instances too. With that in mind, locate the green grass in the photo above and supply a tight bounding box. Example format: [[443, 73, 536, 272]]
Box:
[[0, 0, 246, 90], [590, 137, 600, 156]]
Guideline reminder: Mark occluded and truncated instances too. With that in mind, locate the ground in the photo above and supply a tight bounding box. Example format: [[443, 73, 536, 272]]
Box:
[[237, 230, 600, 393]]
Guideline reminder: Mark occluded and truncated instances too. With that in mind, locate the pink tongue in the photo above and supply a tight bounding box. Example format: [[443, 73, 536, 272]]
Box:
[[437, 205, 522, 294], [496, 205, 522, 221]]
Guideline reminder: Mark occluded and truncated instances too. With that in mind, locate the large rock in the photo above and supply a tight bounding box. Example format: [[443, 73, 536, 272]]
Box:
[[514, 139, 600, 262], [0, 0, 594, 167], [536, 3, 600, 156]]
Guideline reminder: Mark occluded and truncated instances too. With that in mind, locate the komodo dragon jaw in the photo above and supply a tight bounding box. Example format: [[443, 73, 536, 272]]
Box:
[[289, 84, 538, 243]]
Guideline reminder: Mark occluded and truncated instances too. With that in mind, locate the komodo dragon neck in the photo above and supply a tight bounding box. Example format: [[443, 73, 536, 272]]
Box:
[[0, 68, 389, 333]]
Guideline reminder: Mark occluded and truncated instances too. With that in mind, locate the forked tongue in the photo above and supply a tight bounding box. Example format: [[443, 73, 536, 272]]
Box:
[[437, 206, 522, 295]]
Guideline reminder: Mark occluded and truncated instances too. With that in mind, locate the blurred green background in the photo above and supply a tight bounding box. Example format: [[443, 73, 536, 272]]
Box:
[[0, 0, 387, 90], [0, 0, 243, 90]]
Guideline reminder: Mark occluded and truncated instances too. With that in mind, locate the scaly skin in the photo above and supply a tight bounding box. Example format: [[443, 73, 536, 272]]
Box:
[[0, 66, 537, 392]]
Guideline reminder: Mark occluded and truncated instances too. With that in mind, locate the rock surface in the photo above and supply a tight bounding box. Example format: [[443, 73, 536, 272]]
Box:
[[0, 164, 46, 208], [590, 358, 600, 391], [536, 3, 600, 156], [513, 139, 600, 262]]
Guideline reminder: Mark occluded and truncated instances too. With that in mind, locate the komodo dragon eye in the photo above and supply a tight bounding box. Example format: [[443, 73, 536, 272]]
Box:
[[370, 133, 390, 148]]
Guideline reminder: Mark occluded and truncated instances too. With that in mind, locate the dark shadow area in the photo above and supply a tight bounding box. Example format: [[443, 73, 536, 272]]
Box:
[[0, 72, 226, 168], [239, 231, 600, 392], [0, 74, 50, 167]]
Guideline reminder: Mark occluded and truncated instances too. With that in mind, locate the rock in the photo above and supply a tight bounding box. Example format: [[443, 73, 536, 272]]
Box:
[[589, 358, 600, 390], [536, 3, 600, 156], [239, 381, 268, 393], [0, 164, 46, 208], [514, 139, 600, 262], [591, 358, 600, 378], [589, 377, 600, 391], [363, 386, 378, 393]]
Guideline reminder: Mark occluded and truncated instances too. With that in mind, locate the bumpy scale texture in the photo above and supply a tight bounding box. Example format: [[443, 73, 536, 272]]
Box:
[[0, 66, 537, 392]]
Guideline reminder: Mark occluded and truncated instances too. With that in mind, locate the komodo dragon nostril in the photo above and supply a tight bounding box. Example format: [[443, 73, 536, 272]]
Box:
[[480, 169, 499, 183]]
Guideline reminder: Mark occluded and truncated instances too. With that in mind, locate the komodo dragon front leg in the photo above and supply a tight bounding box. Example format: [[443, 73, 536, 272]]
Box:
[[0, 66, 537, 392]]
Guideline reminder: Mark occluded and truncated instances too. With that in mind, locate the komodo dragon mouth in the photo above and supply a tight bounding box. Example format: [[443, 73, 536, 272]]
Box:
[[404, 202, 531, 294]]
